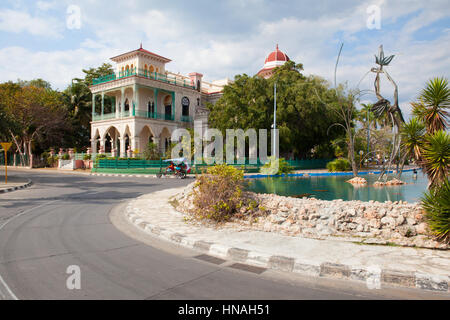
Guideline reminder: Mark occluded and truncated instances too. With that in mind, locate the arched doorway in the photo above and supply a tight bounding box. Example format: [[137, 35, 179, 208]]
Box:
[[103, 126, 120, 154]]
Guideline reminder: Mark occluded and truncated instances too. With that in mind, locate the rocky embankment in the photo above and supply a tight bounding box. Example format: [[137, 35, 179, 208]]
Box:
[[174, 183, 448, 250]]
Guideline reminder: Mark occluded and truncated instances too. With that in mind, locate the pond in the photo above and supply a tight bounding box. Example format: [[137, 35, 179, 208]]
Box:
[[245, 171, 428, 203]]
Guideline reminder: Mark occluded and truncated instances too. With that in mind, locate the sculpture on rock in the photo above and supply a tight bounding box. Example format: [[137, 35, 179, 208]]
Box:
[[370, 45, 405, 180]]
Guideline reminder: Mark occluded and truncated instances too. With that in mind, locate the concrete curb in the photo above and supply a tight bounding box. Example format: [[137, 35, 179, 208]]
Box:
[[90, 173, 194, 179], [0, 179, 33, 194], [124, 200, 449, 293]]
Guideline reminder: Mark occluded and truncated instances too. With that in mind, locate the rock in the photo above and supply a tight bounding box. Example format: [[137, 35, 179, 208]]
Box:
[[369, 219, 381, 229], [398, 225, 417, 237], [385, 178, 406, 185], [415, 222, 428, 235], [381, 216, 395, 228], [356, 224, 364, 232], [395, 215, 405, 226], [346, 177, 367, 184]]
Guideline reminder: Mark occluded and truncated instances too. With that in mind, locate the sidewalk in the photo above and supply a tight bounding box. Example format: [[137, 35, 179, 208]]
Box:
[[125, 187, 450, 293], [0, 175, 32, 193]]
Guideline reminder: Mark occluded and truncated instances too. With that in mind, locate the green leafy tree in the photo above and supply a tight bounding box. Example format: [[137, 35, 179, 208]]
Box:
[[208, 61, 345, 159], [2, 83, 68, 163], [63, 63, 114, 149]]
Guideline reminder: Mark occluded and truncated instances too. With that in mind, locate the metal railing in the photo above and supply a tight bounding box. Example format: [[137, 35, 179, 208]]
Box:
[[92, 68, 196, 90], [91, 157, 332, 174], [180, 115, 193, 122], [134, 110, 175, 121]]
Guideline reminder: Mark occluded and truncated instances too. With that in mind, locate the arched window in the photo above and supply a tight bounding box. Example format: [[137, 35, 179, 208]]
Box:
[[125, 65, 130, 76], [144, 64, 148, 77], [124, 98, 129, 111], [131, 64, 134, 72], [156, 67, 159, 73], [149, 65, 154, 73]]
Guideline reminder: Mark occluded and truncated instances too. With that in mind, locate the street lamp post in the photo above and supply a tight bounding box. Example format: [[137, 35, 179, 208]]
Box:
[[273, 80, 277, 157], [367, 108, 370, 157]]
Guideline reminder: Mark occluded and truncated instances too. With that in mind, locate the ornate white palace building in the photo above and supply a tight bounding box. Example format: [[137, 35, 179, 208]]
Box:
[[89, 44, 289, 157], [89, 45, 230, 157]]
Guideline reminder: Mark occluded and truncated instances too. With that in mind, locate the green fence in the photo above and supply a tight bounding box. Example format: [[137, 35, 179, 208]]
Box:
[[0, 153, 30, 167], [92, 158, 332, 175]]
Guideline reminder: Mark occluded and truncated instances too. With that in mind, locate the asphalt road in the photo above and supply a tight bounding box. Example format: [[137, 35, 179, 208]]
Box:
[[0, 169, 448, 300]]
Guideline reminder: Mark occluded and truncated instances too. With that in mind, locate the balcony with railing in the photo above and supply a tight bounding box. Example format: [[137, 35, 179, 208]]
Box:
[[92, 68, 196, 90], [92, 110, 193, 123], [134, 110, 175, 121]]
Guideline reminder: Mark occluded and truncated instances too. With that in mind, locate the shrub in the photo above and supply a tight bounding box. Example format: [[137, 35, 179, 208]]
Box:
[[191, 164, 261, 222], [143, 142, 161, 160], [83, 154, 91, 160], [326, 158, 351, 172], [422, 179, 450, 243], [42, 151, 58, 167], [61, 153, 70, 160], [260, 156, 293, 175]]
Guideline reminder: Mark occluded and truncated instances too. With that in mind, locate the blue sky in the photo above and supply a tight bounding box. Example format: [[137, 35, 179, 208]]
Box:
[[0, 0, 449, 118]]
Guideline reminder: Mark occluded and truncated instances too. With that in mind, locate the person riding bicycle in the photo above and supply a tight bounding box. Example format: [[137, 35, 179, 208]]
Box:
[[167, 161, 175, 173]]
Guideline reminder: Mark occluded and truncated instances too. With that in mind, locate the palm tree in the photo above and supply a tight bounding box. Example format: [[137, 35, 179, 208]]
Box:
[[420, 130, 450, 189], [400, 117, 425, 162], [412, 77, 449, 134]]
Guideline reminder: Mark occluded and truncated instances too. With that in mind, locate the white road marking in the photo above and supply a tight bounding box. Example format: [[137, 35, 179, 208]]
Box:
[[0, 200, 58, 300]]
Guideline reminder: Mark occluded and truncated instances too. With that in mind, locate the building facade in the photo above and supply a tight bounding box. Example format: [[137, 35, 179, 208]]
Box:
[[89, 45, 230, 157]]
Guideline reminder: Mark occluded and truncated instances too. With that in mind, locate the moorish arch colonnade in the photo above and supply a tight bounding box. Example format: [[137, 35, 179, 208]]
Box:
[[91, 120, 176, 157]]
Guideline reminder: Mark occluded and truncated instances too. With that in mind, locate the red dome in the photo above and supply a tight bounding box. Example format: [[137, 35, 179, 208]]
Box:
[[264, 44, 289, 64]]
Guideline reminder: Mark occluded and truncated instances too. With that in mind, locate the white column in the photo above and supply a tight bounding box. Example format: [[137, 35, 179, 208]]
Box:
[[120, 87, 125, 117], [91, 139, 97, 154], [119, 137, 126, 157], [131, 136, 140, 157], [99, 138, 105, 154]]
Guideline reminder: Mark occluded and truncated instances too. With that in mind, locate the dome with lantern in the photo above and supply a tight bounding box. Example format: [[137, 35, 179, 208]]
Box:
[[257, 44, 290, 78]]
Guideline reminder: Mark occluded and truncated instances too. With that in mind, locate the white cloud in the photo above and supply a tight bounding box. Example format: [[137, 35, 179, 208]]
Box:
[[0, 46, 112, 90], [36, 1, 57, 12], [0, 9, 63, 38], [0, 0, 448, 120]]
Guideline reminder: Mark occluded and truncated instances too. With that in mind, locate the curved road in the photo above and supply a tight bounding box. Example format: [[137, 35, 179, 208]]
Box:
[[0, 169, 446, 300]]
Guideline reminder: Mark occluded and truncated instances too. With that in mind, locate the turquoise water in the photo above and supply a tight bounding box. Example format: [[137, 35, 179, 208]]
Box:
[[246, 172, 428, 203]]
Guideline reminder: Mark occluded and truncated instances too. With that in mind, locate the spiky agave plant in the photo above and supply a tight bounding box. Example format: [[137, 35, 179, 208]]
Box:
[[420, 130, 450, 189], [422, 179, 450, 243]]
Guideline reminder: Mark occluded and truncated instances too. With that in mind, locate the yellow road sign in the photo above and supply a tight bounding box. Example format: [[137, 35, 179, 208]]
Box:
[[1, 142, 12, 152], [1, 142, 12, 184]]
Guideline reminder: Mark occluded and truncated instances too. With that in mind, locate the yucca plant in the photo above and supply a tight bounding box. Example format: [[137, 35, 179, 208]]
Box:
[[400, 117, 425, 161], [412, 77, 449, 134], [422, 179, 450, 243], [420, 130, 450, 189]]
